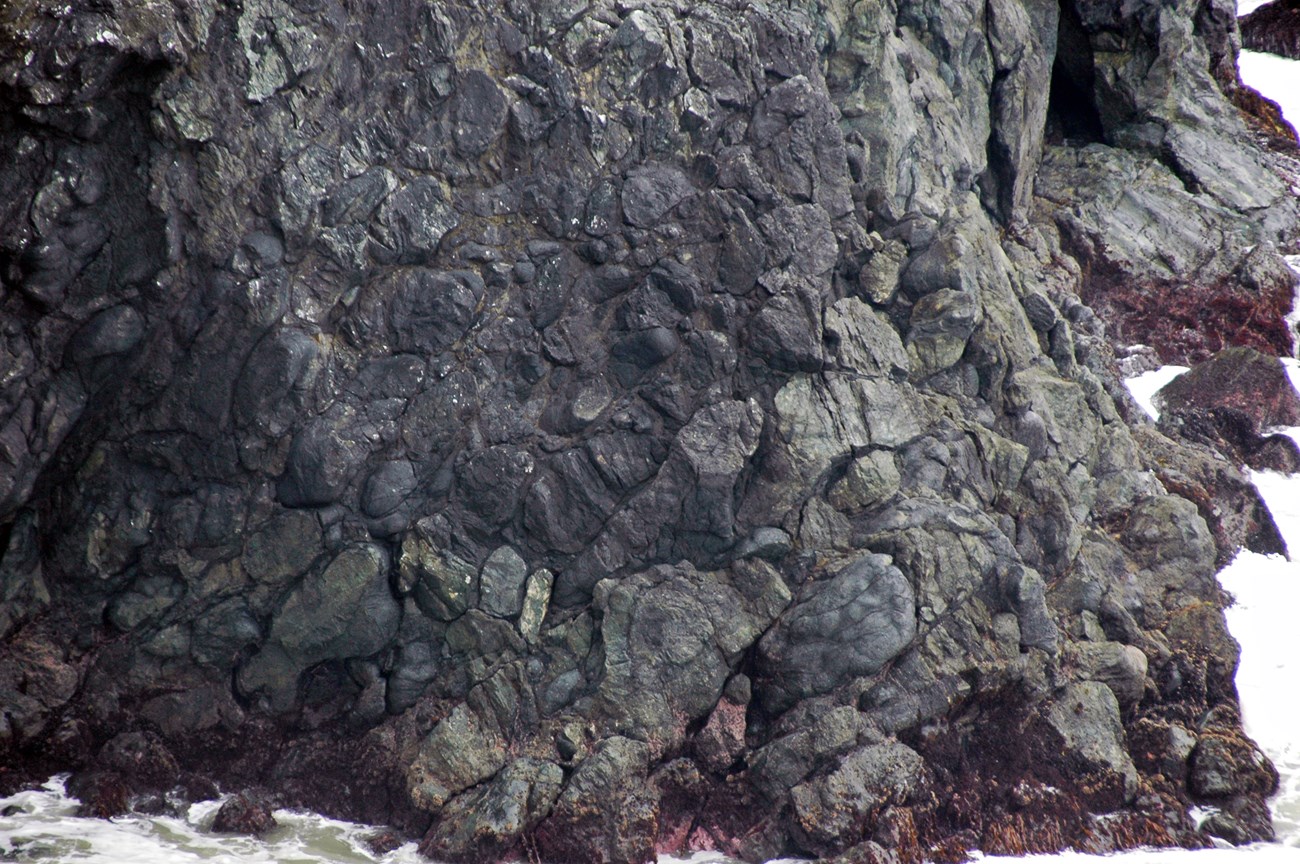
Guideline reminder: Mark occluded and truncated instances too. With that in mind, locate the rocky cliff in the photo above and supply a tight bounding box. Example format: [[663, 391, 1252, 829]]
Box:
[[1242, 0, 1300, 61], [2, 1, 1298, 861]]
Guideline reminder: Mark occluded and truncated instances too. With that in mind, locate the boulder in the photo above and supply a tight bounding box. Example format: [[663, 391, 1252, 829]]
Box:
[[1069, 641, 1148, 707], [66, 772, 130, 819], [534, 736, 658, 864], [1041, 682, 1139, 805], [212, 793, 278, 834], [758, 555, 916, 714], [238, 544, 400, 712], [1189, 733, 1280, 799], [479, 546, 529, 619], [790, 741, 928, 854], [1156, 347, 1300, 471], [421, 758, 563, 861], [621, 164, 692, 228], [406, 703, 507, 813]]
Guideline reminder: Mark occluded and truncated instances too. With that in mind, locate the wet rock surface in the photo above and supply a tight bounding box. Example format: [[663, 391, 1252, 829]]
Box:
[[1155, 346, 1300, 472], [1242, 1, 1300, 60], [212, 792, 278, 835], [1, 0, 1296, 862]]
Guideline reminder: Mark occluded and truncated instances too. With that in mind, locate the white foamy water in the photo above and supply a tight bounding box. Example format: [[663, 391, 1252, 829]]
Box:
[[1240, 51, 1300, 138], [1126, 365, 1191, 421], [0, 776, 423, 863]]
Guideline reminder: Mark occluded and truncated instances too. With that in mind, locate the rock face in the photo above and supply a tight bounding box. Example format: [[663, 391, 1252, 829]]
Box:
[[1242, 1, 1300, 60], [1156, 347, 1300, 472], [1, 1, 1295, 861]]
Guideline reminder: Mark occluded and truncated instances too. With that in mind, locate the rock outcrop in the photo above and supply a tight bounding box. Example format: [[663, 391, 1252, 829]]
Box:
[[1, 1, 1296, 861], [1242, 0, 1300, 60]]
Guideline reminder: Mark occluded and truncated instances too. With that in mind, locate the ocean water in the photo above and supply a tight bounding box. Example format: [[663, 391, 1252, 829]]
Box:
[[0, 782, 427, 863]]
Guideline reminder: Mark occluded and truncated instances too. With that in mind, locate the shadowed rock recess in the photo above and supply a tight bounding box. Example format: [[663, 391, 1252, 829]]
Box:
[[2, 1, 1298, 861]]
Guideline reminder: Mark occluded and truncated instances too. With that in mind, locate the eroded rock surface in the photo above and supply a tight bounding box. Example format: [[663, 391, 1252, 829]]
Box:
[[1242, 1, 1300, 61], [2, 0, 1295, 861]]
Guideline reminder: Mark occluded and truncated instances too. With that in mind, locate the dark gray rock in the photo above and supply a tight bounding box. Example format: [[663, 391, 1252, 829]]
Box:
[[94, 730, 180, 790], [452, 70, 508, 158], [1199, 794, 1276, 845], [734, 527, 794, 562], [212, 793, 277, 835], [759, 204, 838, 277], [611, 326, 680, 370], [322, 168, 396, 228], [369, 178, 459, 265], [748, 290, 823, 372], [278, 406, 372, 508], [385, 630, 441, 714], [67, 305, 144, 369], [758, 554, 917, 714], [238, 544, 399, 711], [361, 459, 417, 518], [388, 270, 485, 356], [0, 0, 1288, 859], [455, 445, 535, 527], [235, 328, 320, 438], [621, 163, 692, 228]]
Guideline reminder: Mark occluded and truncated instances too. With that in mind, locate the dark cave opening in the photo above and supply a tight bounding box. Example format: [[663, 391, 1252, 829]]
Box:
[[1045, 2, 1105, 145]]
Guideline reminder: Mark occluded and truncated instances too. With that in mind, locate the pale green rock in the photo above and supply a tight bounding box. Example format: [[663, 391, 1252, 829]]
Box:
[[907, 288, 982, 377], [823, 296, 909, 378], [518, 568, 553, 644], [790, 741, 927, 850], [407, 703, 507, 813], [422, 757, 564, 857], [479, 545, 528, 619], [828, 450, 901, 512], [1044, 681, 1139, 803], [1070, 640, 1149, 706], [775, 373, 921, 487], [237, 0, 324, 103], [858, 239, 907, 304], [402, 531, 478, 621]]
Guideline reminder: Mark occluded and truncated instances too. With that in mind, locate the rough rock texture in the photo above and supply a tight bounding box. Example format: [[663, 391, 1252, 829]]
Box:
[[1155, 346, 1300, 473], [2, 0, 1297, 861], [212, 792, 278, 834], [1242, 1, 1300, 60]]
